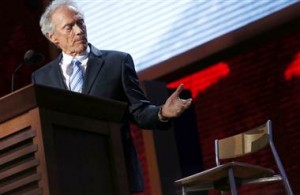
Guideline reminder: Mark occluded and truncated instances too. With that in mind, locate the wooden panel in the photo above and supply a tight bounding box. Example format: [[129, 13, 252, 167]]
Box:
[[218, 123, 269, 159], [0, 174, 41, 194], [0, 85, 127, 124], [0, 112, 32, 138], [0, 159, 39, 180], [175, 162, 274, 186], [1, 144, 37, 165], [22, 188, 43, 195], [0, 128, 35, 150], [29, 108, 50, 195], [1, 85, 129, 195], [0, 85, 36, 124], [142, 130, 162, 195], [0, 111, 43, 195], [37, 108, 129, 195]]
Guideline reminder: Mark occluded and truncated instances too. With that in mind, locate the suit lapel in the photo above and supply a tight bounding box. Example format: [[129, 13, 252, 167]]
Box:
[[82, 45, 104, 94], [50, 55, 68, 90]]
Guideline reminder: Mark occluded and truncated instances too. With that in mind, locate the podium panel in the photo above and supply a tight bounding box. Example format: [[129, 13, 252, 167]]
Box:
[[1, 110, 44, 195], [0, 85, 129, 195]]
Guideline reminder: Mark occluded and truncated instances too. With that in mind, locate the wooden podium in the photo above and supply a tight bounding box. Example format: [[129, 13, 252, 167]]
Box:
[[0, 85, 130, 195]]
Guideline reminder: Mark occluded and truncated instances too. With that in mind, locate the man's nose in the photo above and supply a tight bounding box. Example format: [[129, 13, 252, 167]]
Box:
[[74, 24, 84, 34]]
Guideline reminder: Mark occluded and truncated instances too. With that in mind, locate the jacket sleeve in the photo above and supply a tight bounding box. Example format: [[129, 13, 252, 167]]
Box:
[[121, 53, 171, 130]]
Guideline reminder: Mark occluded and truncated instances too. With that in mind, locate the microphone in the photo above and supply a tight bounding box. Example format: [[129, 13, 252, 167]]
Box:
[[11, 50, 44, 92], [23, 50, 45, 65]]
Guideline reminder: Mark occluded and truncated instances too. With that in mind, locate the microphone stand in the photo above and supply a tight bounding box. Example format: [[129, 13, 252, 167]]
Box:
[[11, 50, 44, 93], [11, 62, 24, 92]]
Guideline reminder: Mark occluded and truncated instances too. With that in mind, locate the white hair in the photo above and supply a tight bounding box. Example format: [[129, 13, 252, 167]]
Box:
[[39, 0, 83, 38]]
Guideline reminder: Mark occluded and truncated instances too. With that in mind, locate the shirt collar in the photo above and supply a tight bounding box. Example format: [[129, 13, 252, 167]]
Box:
[[61, 46, 90, 64]]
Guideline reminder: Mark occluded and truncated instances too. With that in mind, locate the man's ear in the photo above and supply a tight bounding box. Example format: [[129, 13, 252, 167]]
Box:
[[47, 33, 58, 45]]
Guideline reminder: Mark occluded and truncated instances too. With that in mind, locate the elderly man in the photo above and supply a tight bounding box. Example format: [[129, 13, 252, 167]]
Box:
[[32, 0, 192, 192]]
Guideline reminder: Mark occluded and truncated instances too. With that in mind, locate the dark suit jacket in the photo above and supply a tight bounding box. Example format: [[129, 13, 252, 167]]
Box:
[[32, 44, 170, 192]]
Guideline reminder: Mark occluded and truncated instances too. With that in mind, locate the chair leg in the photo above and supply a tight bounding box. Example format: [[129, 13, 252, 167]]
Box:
[[228, 168, 238, 195], [182, 186, 186, 195], [269, 141, 294, 195]]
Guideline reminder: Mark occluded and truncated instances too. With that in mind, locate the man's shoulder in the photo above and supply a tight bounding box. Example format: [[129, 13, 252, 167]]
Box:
[[90, 44, 130, 59], [32, 57, 60, 76], [101, 49, 127, 55], [99, 49, 129, 58]]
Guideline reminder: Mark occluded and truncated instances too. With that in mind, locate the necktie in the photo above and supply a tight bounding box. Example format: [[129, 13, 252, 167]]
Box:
[[69, 59, 84, 93]]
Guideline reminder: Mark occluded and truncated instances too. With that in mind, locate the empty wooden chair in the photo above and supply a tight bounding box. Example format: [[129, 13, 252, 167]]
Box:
[[175, 120, 293, 195]]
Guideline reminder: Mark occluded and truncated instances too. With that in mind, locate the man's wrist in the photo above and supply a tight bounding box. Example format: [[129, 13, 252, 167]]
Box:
[[158, 106, 169, 122]]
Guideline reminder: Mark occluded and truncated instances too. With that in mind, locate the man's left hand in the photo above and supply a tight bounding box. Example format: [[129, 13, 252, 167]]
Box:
[[159, 84, 192, 120]]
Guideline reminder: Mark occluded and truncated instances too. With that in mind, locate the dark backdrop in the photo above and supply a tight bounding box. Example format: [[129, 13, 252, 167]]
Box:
[[168, 17, 300, 194], [0, 0, 49, 96]]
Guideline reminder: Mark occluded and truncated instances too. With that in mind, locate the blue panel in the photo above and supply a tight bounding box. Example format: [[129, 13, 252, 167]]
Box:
[[74, 0, 298, 72]]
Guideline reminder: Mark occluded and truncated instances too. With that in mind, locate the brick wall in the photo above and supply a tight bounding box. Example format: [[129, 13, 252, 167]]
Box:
[[0, 1, 48, 96], [168, 19, 300, 194]]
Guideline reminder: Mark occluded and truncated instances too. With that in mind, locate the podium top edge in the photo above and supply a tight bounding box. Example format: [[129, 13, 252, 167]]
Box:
[[0, 84, 128, 123]]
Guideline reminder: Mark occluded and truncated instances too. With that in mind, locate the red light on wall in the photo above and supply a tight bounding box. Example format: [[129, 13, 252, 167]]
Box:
[[168, 62, 230, 98], [285, 52, 300, 80]]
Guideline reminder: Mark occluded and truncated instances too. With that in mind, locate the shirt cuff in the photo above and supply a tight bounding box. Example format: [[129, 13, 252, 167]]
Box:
[[158, 106, 169, 122]]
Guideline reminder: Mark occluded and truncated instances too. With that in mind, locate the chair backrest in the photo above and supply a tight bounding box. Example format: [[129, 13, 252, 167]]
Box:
[[214, 120, 293, 194], [215, 120, 271, 165]]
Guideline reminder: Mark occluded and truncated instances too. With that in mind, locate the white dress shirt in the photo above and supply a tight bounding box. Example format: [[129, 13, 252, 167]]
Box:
[[60, 46, 90, 89]]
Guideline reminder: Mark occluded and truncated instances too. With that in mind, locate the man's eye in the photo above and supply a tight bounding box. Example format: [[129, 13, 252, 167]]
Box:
[[65, 26, 72, 31]]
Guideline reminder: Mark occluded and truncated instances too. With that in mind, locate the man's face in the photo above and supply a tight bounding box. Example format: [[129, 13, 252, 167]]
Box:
[[48, 6, 88, 56]]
